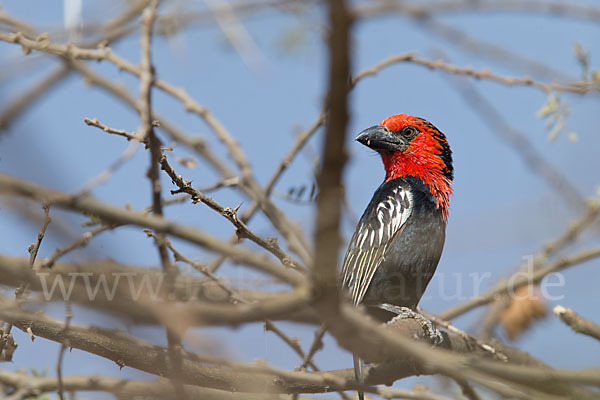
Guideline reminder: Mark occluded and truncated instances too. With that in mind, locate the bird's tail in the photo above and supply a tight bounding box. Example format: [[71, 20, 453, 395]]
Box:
[[353, 353, 364, 400]]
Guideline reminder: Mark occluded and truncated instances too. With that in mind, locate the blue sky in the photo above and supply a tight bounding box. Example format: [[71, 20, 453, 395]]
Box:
[[1, 0, 599, 398]]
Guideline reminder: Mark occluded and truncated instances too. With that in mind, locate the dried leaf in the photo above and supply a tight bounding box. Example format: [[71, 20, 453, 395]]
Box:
[[176, 157, 197, 169], [500, 285, 547, 341]]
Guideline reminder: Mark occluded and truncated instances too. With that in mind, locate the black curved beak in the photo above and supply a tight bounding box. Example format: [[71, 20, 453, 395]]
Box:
[[355, 125, 407, 153]]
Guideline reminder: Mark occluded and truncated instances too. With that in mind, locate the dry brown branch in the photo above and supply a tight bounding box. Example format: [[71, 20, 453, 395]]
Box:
[[478, 202, 600, 337], [27, 204, 51, 267], [160, 154, 305, 272], [1, 3, 599, 399], [2, 302, 587, 397], [439, 245, 600, 321], [264, 110, 327, 196], [84, 117, 144, 142], [0, 256, 310, 330], [0, 255, 314, 323], [0, 25, 315, 263], [323, 304, 598, 399], [157, 233, 336, 394], [554, 305, 600, 342], [0, 204, 50, 359], [160, 236, 245, 303], [0, 370, 282, 400], [440, 201, 600, 322], [0, 305, 368, 393], [0, 173, 305, 287], [72, 61, 238, 180], [445, 73, 587, 212], [299, 324, 327, 369], [56, 302, 72, 400], [543, 202, 600, 255], [0, 9, 37, 36], [80, 0, 152, 48], [40, 195, 188, 269], [1, 16, 594, 269], [138, 2, 185, 397], [453, 379, 483, 400], [312, 0, 351, 301], [418, 308, 508, 362], [350, 51, 597, 94], [4, 253, 593, 398], [2, 277, 597, 398]]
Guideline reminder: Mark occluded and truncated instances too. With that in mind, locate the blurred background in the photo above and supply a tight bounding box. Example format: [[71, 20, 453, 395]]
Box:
[[1, 0, 599, 398]]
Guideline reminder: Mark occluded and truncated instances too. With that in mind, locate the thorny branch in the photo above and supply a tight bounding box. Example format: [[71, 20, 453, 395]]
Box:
[[159, 154, 305, 272], [0, 204, 50, 360]]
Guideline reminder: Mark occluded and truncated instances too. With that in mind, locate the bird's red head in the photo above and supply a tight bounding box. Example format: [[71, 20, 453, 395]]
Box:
[[356, 113, 453, 219]]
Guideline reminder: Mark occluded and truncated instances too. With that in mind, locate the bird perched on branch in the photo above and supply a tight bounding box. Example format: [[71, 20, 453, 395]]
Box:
[[340, 114, 453, 400]]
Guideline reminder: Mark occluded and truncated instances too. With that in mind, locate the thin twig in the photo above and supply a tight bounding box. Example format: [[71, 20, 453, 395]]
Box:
[[39, 195, 188, 269], [160, 235, 322, 372], [554, 305, 600, 342], [139, 2, 185, 398], [350, 52, 597, 94], [1, 33, 596, 96], [439, 245, 600, 320], [440, 202, 600, 322], [300, 324, 327, 369], [445, 72, 587, 212], [0, 173, 305, 286], [84, 117, 145, 142], [0, 205, 51, 357], [151, 234, 347, 398], [56, 302, 72, 400], [152, 233, 245, 304], [453, 378, 483, 400], [160, 154, 305, 272], [27, 205, 51, 267]]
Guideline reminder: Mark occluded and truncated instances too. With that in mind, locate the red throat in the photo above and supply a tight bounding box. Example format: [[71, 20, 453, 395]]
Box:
[[380, 151, 453, 221]]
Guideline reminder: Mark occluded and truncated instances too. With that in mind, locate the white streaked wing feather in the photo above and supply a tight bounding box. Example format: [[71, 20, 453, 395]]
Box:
[[340, 186, 413, 306]]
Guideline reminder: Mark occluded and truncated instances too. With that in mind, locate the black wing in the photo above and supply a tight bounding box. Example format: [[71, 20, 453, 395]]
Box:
[[340, 182, 413, 306]]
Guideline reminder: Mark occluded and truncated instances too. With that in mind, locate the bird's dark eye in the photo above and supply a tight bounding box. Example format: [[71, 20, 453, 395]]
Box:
[[400, 126, 419, 138]]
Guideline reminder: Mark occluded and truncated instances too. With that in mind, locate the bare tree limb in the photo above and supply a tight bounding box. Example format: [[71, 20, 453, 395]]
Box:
[[438, 244, 600, 321], [160, 154, 305, 272], [312, 0, 351, 306], [3, 303, 591, 397], [445, 74, 587, 212], [0, 173, 305, 287], [0, 370, 282, 400], [554, 305, 600, 342]]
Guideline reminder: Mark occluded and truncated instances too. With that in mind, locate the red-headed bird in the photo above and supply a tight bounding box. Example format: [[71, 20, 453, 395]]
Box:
[[340, 114, 453, 398]]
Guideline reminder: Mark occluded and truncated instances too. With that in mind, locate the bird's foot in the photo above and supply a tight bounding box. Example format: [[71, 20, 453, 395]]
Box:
[[378, 304, 444, 346]]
